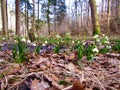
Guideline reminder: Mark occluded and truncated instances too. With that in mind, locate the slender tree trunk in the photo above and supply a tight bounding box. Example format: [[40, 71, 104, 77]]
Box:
[[107, 0, 111, 33], [27, 0, 35, 42], [15, 0, 20, 36], [47, 0, 50, 35], [54, 4, 56, 32], [32, 0, 35, 29], [75, 0, 77, 32], [89, 0, 101, 35], [1, 0, 8, 35], [80, 2, 83, 27], [38, 0, 39, 25], [27, 2, 29, 31], [101, 0, 104, 19], [117, 0, 120, 17]]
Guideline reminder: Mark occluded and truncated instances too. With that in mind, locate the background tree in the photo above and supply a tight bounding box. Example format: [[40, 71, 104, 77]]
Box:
[[15, 0, 20, 36], [89, 0, 101, 35], [1, 0, 8, 35]]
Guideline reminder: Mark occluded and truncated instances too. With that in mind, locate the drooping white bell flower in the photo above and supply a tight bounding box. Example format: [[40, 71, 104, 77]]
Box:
[[93, 48, 99, 53]]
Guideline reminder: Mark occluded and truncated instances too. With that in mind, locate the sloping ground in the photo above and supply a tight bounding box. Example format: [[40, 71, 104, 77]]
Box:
[[0, 51, 120, 90]]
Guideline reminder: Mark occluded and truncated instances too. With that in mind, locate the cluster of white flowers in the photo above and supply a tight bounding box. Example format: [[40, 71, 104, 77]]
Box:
[[93, 48, 99, 53], [93, 35, 99, 39], [106, 45, 111, 49]]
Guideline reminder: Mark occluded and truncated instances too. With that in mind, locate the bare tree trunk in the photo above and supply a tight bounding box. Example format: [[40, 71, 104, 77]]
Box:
[[15, 0, 20, 36], [47, 0, 50, 35], [117, 0, 120, 17], [38, 0, 39, 24], [1, 0, 8, 35], [53, 1, 56, 32], [89, 0, 101, 35], [101, 0, 104, 19], [28, 0, 35, 42], [107, 0, 111, 33], [75, 0, 78, 32], [32, 0, 35, 29]]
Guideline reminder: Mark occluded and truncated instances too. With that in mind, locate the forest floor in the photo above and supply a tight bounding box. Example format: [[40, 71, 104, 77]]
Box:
[[0, 48, 120, 90]]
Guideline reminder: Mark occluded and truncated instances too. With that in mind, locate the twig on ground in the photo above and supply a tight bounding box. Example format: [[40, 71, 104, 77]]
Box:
[[92, 73, 106, 90]]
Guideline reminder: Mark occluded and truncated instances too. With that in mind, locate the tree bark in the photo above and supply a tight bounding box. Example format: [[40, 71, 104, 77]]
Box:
[[89, 0, 101, 35], [1, 0, 8, 35], [47, 0, 50, 35], [107, 0, 111, 32], [15, 0, 20, 36], [32, 0, 35, 29]]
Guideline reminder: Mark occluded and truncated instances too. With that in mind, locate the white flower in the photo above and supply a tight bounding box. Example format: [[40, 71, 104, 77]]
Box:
[[108, 46, 111, 49], [56, 35, 61, 39], [27, 40, 31, 43], [105, 36, 108, 40], [2, 37, 5, 40], [93, 48, 99, 53], [14, 40, 18, 43], [96, 39, 100, 42], [45, 41, 48, 44], [104, 41, 109, 44], [42, 43, 46, 46], [0, 59, 4, 62], [107, 46, 111, 49], [102, 34, 105, 36], [93, 35, 99, 39], [77, 41, 80, 44], [21, 38, 26, 42], [72, 41, 75, 44], [33, 43, 36, 46], [57, 42, 59, 44]]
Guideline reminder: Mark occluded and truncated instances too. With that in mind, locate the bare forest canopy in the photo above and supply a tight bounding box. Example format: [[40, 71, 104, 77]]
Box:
[[0, 0, 120, 37]]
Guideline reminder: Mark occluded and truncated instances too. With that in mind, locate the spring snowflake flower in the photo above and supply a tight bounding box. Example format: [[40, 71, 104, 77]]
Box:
[[42, 43, 46, 46], [72, 41, 75, 44], [2, 37, 5, 40], [77, 41, 80, 44], [27, 40, 31, 43], [93, 35, 99, 39], [14, 40, 17, 43], [33, 43, 36, 46], [56, 35, 61, 39], [45, 41, 48, 44], [102, 34, 105, 36], [104, 41, 110, 44], [0, 59, 4, 62], [105, 36, 109, 41], [21, 38, 26, 42], [96, 39, 100, 42], [107, 46, 111, 49], [93, 48, 99, 53]]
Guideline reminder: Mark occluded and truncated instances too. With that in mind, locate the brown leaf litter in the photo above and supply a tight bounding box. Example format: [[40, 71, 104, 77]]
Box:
[[0, 51, 120, 90]]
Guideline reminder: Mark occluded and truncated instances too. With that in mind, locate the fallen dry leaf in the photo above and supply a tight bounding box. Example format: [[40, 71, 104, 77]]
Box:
[[65, 63, 76, 72], [72, 80, 84, 90], [30, 78, 50, 90], [0, 63, 20, 75]]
